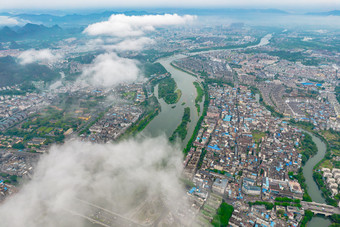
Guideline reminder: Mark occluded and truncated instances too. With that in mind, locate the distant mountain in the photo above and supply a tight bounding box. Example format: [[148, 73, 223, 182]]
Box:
[[0, 56, 59, 87], [0, 11, 128, 26], [19, 23, 48, 33], [145, 8, 289, 16], [0, 26, 17, 38], [9, 41, 28, 49], [0, 23, 65, 42], [306, 10, 340, 16], [0, 9, 289, 26]]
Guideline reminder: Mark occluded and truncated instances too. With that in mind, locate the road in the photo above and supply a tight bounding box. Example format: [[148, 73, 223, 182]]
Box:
[[301, 201, 340, 216]]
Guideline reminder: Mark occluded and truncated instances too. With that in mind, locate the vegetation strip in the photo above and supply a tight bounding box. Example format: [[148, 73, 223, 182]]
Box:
[[183, 82, 209, 155], [120, 96, 161, 139], [169, 107, 191, 142], [193, 81, 204, 114]]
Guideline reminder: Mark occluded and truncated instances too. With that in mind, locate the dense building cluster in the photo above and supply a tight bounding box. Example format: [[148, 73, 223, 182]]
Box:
[[184, 84, 309, 226], [175, 47, 340, 131]]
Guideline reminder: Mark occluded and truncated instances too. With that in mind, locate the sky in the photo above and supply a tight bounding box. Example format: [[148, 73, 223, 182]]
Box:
[[0, 0, 339, 11]]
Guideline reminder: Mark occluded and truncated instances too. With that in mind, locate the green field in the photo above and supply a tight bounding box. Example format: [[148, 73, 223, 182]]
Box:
[[252, 130, 266, 143]]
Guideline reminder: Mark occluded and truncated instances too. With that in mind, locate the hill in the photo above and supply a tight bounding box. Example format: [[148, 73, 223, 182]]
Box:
[[0, 23, 66, 42], [0, 56, 60, 87], [0, 11, 150, 27], [306, 10, 340, 16]]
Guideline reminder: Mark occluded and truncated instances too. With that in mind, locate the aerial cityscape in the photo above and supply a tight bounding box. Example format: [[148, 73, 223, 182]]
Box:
[[0, 0, 339, 226]]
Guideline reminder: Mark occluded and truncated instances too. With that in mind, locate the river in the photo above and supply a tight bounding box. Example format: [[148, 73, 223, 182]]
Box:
[[142, 54, 203, 148], [142, 34, 273, 146], [301, 130, 332, 227], [142, 34, 331, 226]]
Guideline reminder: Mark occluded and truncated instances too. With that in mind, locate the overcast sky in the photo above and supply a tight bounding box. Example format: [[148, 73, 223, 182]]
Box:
[[0, 0, 339, 11]]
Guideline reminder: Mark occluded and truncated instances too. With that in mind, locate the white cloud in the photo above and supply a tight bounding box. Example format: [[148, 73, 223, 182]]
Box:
[[80, 52, 140, 87], [79, 14, 196, 87], [0, 137, 188, 226], [83, 37, 155, 52], [107, 37, 155, 51], [84, 14, 196, 37], [18, 49, 62, 65], [0, 16, 29, 26]]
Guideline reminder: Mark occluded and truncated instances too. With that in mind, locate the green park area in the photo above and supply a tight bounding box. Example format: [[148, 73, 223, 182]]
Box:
[[211, 202, 234, 227], [252, 130, 266, 143], [158, 77, 182, 104]]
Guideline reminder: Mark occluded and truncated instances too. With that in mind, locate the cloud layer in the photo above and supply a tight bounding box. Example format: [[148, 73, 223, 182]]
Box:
[[108, 37, 155, 51], [0, 137, 187, 227], [84, 14, 196, 37], [0, 16, 29, 26], [79, 14, 196, 87], [18, 49, 62, 65], [79, 14, 195, 87], [80, 52, 140, 87]]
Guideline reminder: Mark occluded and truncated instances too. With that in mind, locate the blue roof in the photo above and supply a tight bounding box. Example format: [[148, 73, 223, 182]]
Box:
[[301, 82, 313, 86], [189, 187, 196, 194], [208, 144, 221, 151], [223, 115, 232, 121]]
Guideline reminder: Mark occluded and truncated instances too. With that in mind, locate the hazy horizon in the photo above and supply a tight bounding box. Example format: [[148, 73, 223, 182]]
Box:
[[0, 0, 339, 13]]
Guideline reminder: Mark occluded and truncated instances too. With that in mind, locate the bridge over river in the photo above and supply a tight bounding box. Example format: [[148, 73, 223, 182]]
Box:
[[301, 201, 340, 216]]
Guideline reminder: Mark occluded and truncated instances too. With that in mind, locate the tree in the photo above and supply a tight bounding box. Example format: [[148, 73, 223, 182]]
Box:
[[212, 202, 234, 227], [10, 175, 17, 182], [12, 142, 25, 149]]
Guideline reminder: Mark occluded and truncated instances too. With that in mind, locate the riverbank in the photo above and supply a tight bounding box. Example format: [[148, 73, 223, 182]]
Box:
[[193, 82, 204, 114], [183, 82, 209, 155], [169, 107, 191, 142], [298, 129, 338, 226], [187, 38, 262, 53], [291, 121, 339, 207], [119, 96, 160, 140], [141, 54, 200, 147], [170, 62, 199, 78]]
